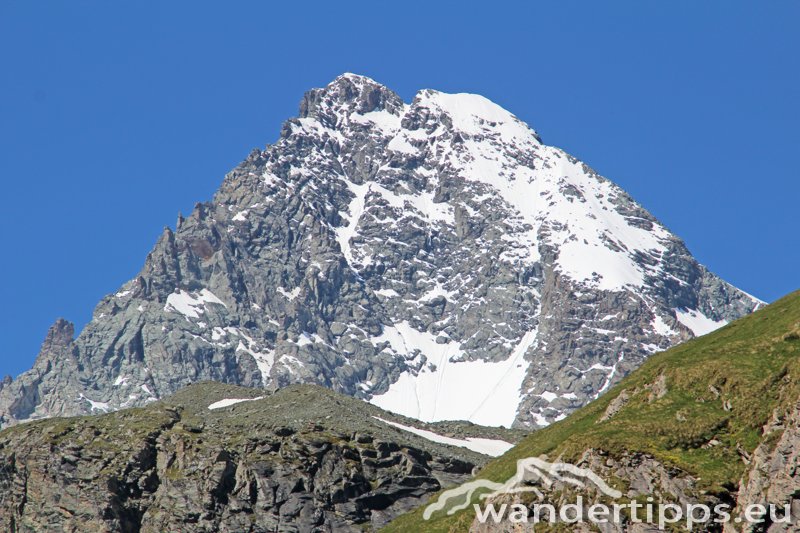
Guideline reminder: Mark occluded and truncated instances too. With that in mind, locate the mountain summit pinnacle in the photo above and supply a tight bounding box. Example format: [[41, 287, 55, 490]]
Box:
[[0, 74, 762, 429], [299, 73, 404, 123]]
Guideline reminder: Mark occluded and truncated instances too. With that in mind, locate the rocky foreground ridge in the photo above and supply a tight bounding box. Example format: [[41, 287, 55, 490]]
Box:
[[0, 74, 761, 429], [0, 382, 521, 532]]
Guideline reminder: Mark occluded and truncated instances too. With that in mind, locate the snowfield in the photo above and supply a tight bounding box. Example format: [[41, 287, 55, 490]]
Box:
[[373, 416, 514, 457]]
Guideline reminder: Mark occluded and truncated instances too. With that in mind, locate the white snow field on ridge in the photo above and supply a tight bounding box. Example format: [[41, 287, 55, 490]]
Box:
[[373, 416, 514, 457]]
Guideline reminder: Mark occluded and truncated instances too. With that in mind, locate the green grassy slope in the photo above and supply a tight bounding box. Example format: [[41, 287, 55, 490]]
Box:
[[385, 291, 800, 532]]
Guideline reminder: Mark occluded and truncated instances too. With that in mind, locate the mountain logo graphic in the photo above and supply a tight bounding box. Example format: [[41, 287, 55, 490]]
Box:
[[423, 456, 622, 520]]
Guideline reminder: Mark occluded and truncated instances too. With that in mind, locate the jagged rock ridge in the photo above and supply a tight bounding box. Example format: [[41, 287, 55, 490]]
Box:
[[0, 382, 519, 532], [0, 73, 761, 429]]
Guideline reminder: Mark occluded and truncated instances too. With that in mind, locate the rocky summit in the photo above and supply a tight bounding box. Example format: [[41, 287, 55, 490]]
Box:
[[0, 382, 520, 532], [0, 74, 761, 429]]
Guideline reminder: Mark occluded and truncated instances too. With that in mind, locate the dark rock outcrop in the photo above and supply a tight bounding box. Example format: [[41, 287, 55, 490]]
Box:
[[0, 382, 517, 532]]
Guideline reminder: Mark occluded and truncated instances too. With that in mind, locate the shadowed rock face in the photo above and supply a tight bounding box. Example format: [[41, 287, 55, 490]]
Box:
[[0, 383, 517, 532], [0, 74, 761, 429]]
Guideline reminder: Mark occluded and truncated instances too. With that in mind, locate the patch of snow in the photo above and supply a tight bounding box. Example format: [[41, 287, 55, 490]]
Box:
[[594, 352, 625, 398], [652, 313, 675, 336], [208, 397, 264, 410], [294, 332, 329, 348], [277, 286, 301, 301], [373, 416, 513, 457], [403, 189, 455, 225], [335, 181, 370, 267], [419, 282, 456, 302], [350, 109, 401, 133], [232, 330, 275, 385], [374, 288, 400, 298], [120, 394, 139, 408], [417, 90, 537, 142], [540, 391, 558, 402], [263, 171, 281, 186], [296, 333, 314, 347], [387, 135, 417, 154], [370, 324, 536, 427], [370, 183, 454, 225], [643, 343, 661, 353], [279, 355, 305, 375], [675, 308, 728, 337], [531, 412, 549, 426], [164, 289, 227, 320], [80, 394, 110, 413]]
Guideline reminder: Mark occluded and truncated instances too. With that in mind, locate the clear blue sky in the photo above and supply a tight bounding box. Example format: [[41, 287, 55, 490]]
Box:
[[1, 1, 798, 379]]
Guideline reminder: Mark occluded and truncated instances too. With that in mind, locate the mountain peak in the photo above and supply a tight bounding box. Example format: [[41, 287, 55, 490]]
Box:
[[0, 77, 761, 430], [295, 75, 542, 147], [299, 72, 404, 123], [334, 72, 383, 86]]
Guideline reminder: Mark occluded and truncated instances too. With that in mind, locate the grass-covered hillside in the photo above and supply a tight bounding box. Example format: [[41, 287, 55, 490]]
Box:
[[386, 291, 800, 532]]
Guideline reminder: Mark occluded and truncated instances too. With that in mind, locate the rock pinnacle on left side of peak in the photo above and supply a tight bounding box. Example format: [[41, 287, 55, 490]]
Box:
[[299, 72, 405, 123]]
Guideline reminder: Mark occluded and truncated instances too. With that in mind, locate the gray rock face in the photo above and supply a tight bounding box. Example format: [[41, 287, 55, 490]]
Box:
[[0, 383, 509, 532], [0, 73, 761, 429], [726, 399, 800, 531], [468, 450, 718, 533]]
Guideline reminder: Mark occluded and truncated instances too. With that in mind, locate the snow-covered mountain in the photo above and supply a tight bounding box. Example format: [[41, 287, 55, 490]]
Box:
[[0, 74, 762, 429]]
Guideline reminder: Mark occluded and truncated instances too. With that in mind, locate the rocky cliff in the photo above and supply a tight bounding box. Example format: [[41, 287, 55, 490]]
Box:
[[0, 382, 520, 532], [0, 74, 761, 429], [726, 398, 800, 531]]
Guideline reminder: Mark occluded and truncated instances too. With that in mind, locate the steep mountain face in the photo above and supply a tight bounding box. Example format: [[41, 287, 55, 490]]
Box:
[[385, 292, 800, 532], [0, 382, 519, 532], [0, 74, 761, 429]]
